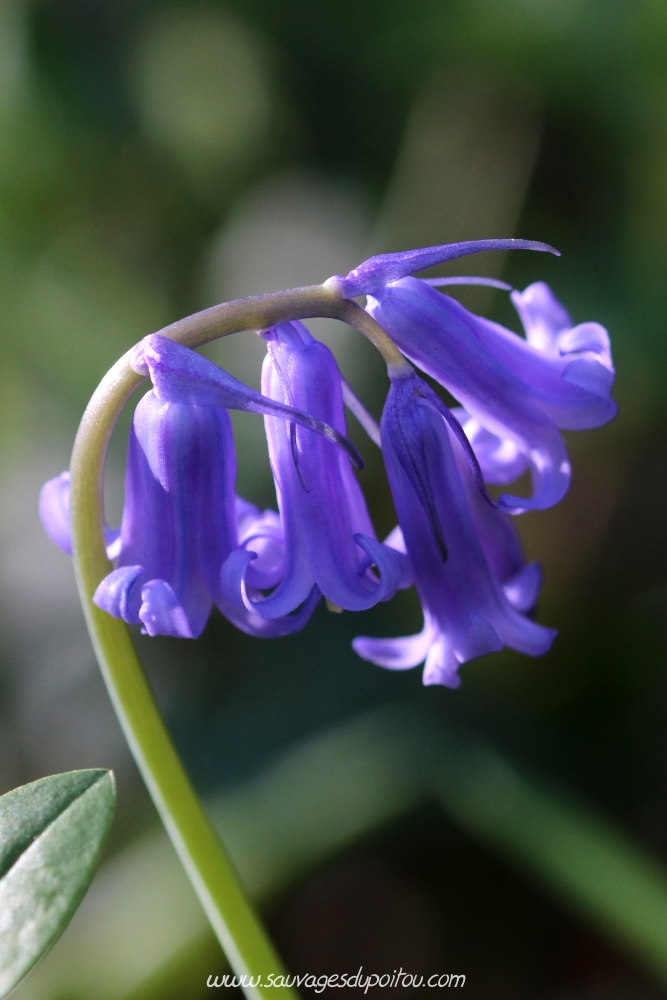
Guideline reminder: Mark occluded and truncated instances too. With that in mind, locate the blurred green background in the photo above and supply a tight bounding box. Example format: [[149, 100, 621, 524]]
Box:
[[3, 0, 667, 997]]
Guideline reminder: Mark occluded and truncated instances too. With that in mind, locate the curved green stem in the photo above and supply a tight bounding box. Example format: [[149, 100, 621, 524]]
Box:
[[69, 283, 404, 999]]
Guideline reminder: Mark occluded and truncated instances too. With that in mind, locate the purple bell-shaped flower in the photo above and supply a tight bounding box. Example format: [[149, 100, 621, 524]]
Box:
[[40, 237, 613, 689], [93, 388, 238, 639], [353, 369, 556, 688], [330, 240, 615, 514], [221, 321, 411, 619], [41, 335, 365, 639]]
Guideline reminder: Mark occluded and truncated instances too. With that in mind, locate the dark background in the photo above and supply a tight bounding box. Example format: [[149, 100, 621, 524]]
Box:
[[3, 1, 667, 997]]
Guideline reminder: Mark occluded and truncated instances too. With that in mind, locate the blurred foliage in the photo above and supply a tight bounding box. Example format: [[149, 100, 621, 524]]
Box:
[[15, 707, 667, 1000], [1, 0, 667, 996]]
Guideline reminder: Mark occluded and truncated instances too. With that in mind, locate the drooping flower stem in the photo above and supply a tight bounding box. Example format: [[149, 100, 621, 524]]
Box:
[[68, 284, 404, 999]]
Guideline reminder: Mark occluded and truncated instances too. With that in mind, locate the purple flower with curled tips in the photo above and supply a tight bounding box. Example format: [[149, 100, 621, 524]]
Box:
[[35, 232, 621, 982], [93, 335, 375, 637], [329, 241, 615, 513], [40, 240, 613, 685], [92, 389, 239, 639], [365, 280, 616, 512], [353, 369, 556, 688], [42, 335, 370, 639], [221, 321, 412, 619], [368, 280, 562, 513], [507, 281, 616, 427]]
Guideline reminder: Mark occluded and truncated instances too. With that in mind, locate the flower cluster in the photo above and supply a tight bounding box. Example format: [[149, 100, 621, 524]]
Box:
[[41, 240, 616, 687]]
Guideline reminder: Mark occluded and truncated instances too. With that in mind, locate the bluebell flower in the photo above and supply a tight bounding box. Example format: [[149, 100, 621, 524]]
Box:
[[221, 321, 411, 618], [353, 368, 556, 687], [451, 408, 529, 485], [41, 238, 613, 689], [41, 335, 363, 639], [40, 471, 120, 558], [329, 240, 615, 513], [93, 387, 240, 639]]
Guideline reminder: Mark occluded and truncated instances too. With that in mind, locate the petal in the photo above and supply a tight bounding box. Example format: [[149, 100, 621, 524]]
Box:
[[235, 502, 286, 589], [39, 471, 120, 559], [459, 462, 526, 586], [452, 611, 503, 663], [503, 562, 542, 612], [93, 565, 144, 624], [419, 392, 494, 504], [217, 582, 321, 638], [383, 373, 495, 557], [422, 633, 462, 688], [562, 357, 615, 397], [329, 239, 559, 298], [139, 578, 207, 639], [220, 546, 313, 620], [241, 522, 288, 591], [453, 408, 529, 486], [382, 375, 449, 560], [495, 286, 616, 428], [235, 495, 261, 531], [510, 281, 571, 350], [352, 613, 438, 670], [354, 533, 413, 594], [383, 525, 407, 554], [234, 498, 292, 589], [476, 309, 616, 430], [219, 548, 259, 614], [379, 275, 615, 436], [298, 440, 388, 609], [497, 442, 571, 515], [558, 321, 611, 358], [39, 472, 72, 554]]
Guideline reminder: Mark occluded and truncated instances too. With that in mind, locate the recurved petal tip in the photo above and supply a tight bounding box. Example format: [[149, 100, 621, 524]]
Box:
[[39, 471, 122, 560], [94, 565, 144, 623], [39, 471, 72, 555], [139, 579, 202, 638]]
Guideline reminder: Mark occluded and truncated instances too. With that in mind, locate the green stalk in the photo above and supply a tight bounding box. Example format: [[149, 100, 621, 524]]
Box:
[[68, 284, 403, 999]]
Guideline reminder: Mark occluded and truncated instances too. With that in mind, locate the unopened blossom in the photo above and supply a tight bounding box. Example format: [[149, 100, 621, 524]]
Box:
[[328, 238, 559, 298], [221, 321, 411, 618]]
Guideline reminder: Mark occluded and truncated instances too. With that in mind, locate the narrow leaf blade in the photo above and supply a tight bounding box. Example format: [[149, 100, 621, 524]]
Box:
[[0, 769, 116, 997]]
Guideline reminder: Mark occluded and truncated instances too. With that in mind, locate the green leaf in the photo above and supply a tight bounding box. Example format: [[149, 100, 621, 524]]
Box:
[[0, 769, 116, 997]]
